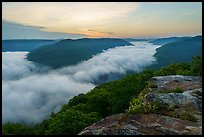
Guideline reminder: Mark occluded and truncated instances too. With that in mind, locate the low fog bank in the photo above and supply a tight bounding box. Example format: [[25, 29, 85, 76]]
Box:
[[2, 41, 160, 124]]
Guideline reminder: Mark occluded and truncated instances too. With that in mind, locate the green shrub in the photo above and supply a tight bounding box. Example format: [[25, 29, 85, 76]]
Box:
[[180, 111, 197, 122], [173, 87, 184, 93], [154, 56, 202, 77], [128, 96, 167, 114], [158, 87, 183, 93], [148, 82, 158, 88], [191, 56, 202, 76], [166, 111, 180, 118], [60, 93, 87, 113], [2, 123, 35, 135], [165, 110, 197, 122], [45, 110, 101, 135]]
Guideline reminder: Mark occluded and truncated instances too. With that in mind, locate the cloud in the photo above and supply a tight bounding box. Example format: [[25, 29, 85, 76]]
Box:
[[58, 41, 160, 83], [2, 2, 139, 36], [2, 41, 160, 124], [2, 52, 51, 80], [2, 52, 95, 124], [2, 20, 86, 40], [2, 74, 95, 124], [86, 30, 115, 37]]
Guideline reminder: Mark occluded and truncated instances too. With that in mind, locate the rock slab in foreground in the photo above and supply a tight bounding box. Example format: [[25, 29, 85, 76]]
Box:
[[78, 113, 201, 135]]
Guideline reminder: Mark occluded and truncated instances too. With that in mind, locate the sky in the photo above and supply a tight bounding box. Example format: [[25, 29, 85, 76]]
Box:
[[2, 2, 202, 39]]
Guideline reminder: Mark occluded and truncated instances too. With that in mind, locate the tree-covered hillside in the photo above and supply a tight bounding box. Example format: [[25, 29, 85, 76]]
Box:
[[27, 38, 133, 69], [149, 36, 202, 69], [149, 36, 189, 45]]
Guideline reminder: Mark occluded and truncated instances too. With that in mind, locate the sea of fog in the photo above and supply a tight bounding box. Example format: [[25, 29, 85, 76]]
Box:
[[2, 41, 160, 124]]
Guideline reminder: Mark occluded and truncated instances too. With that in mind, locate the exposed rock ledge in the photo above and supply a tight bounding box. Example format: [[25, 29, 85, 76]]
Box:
[[78, 113, 202, 135], [78, 75, 202, 135]]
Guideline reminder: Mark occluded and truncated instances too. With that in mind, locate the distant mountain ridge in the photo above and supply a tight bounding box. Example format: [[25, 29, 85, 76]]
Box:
[[149, 35, 202, 69], [123, 38, 150, 42], [149, 36, 190, 45], [27, 38, 133, 68], [2, 39, 58, 52]]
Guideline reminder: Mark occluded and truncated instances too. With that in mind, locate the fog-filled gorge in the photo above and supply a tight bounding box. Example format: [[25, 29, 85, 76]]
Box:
[[2, 41, 160, 124]]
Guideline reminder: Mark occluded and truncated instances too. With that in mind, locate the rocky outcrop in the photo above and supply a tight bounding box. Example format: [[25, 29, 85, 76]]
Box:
[[79, 75, 202, 135], [144, 88, 202, 112], [149, 75, 202, 91], [78, 113, 202, 135]]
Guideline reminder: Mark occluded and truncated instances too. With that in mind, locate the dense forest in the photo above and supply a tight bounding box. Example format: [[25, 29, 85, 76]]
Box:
[[2, 56, 202, 135]]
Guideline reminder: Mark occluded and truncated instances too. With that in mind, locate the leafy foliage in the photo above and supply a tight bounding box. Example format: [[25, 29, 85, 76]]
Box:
[[191, 56, 202, 76], [44, 110, 101, 135], [180, 111, 197, 122], [157, 87, 184, 94], [61, 70, 154, 116], [154, 63, 191, 76], [166, 110, 197, 122], [2, 123, 35, 135], [154, 56, 202, 76], [128, 94, 168, 114]]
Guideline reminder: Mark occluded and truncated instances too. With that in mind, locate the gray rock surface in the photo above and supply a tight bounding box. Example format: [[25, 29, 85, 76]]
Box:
[[78, 113, 202, 135], [144, 88, 202, 112], [149, 75, 202, 91]]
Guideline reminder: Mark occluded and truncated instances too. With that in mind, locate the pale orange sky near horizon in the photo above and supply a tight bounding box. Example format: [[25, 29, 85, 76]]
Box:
[[2, 2, 202, 39]]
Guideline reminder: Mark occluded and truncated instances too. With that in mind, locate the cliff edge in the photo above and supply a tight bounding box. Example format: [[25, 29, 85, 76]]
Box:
[[78, 75, 202, 135]]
